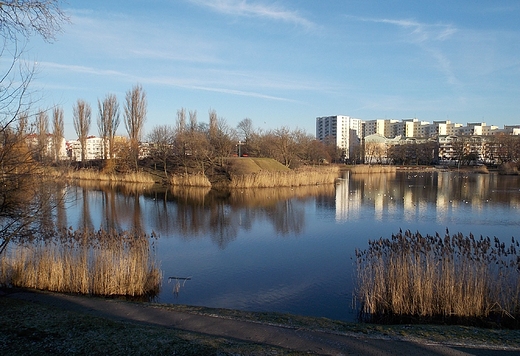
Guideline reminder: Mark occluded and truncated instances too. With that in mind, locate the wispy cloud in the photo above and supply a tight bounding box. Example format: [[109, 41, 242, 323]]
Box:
[[38, 61, 130, 78], [350, 15, 459, 86], [38, 60, 302, 103], [352, 16, 457, 43], [188, 0, 315, 29]]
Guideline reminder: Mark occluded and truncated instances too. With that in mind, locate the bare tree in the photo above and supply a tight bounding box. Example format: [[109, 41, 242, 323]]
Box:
[[208, 117, 237, 167], [272, 127, 295, 167], [73, 99, 92, 163], [148, 125, 174, 177], [189, 110, 197, 131], [35, 109, 49, 162], [176, 108, 186, 133], [97, 94, 120, 162], [52, 106, 64, 163], [0, 1, 67, 42], [236, 118, 254, 156], [208, 108, 217, 139], [0, 1, 67, 254], [124, 84, 147, 170], [237, 118, 253, 142]]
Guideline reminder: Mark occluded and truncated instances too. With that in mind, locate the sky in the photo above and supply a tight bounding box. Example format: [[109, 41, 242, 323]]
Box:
[[23, 0, 520, 139]]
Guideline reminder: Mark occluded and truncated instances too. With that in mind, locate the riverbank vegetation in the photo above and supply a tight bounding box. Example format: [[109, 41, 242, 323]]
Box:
[[0, 229, 161, 297], [227, 160, 339, 188], [355, 230, 520, 328], [49, 168, 157, 184]]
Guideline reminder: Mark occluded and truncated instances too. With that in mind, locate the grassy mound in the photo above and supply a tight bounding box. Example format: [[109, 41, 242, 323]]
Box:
[[226, 158, 290, 175]]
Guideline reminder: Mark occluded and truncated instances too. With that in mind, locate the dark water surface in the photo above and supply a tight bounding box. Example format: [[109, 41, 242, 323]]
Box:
[[64, 171, 520, 321]]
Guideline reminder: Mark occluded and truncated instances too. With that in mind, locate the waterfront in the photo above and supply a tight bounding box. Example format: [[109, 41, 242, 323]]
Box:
[[55, 171, 520, 321]]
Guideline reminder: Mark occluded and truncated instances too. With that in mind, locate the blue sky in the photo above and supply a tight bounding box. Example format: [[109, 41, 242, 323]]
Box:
[[27, 0, 520, 139]]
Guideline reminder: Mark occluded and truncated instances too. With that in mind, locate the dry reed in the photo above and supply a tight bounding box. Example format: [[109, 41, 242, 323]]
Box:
[[229, 166, 340, 188], [355, 230, 520, 326], [63, 169, 156, 184], [0, 228, 161, 297], [170, 172, 212, 187], [348, 165, 397, 174]]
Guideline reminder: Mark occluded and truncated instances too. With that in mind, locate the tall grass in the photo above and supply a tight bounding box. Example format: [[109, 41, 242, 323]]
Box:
[[170, 172, 211, 187], [59, 169, 156, 184], [0, 229, 161, 297], [229, 166, 340, 188], [348, 165, 397, 174], [355, 230, 520, 327]]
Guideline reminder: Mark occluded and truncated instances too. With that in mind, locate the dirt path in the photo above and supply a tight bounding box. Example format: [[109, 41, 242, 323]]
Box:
[[4, 289, 518, 355]]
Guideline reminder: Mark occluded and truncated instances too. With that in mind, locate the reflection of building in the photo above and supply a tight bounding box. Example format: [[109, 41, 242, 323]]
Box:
[[316, 115, 362, 161], [335, 174, 361, 222]]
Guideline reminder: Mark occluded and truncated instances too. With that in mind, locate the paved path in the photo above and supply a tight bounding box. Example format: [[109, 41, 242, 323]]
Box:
[[4, 290, 519, 355]]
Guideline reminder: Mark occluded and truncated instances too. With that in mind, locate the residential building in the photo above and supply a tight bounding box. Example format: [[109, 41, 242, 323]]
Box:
[[363, 119, 400, 138], [316, 115, 362, 160], [67, 136, 105, 161]]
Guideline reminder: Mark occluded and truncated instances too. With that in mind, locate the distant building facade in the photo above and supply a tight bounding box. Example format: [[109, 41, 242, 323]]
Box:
[[316, 115, 362, 161], [317, 115, 520, 164]]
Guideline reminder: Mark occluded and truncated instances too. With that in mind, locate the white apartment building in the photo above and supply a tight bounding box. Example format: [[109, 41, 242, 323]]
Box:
[[316, 115, 362, 160], [68, 136, 105, 161]]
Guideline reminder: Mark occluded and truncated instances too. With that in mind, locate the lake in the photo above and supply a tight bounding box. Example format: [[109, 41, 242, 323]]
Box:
[[62, 170, 520, 322]]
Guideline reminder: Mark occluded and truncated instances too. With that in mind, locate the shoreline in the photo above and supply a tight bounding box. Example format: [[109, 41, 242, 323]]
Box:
[[2, 287, 520, 355]]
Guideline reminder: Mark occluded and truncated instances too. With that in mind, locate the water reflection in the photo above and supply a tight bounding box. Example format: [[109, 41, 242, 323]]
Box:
[[66, 173, 520, 247], [336, 171, 520, 226], [11, 172, 520, 321], [64, 183, 334, 249]]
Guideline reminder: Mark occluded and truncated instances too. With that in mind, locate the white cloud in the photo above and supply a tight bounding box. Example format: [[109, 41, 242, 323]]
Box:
[[354, 16, 457, 44], [188, 0, 315, 29], [349, 15, 459, 87]]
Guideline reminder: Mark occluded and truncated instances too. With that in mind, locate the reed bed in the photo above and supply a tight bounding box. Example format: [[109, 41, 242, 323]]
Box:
[[355, 230, 520, 327], [170, 172, 212, 187], [0, 229, 161, 297], [64, 169, 156, 184], [229, 166, 340, 188], [348, 165, 397, 174]]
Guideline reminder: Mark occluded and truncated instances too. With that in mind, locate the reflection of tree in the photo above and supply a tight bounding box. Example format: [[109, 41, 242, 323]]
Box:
[[68, 183, 336, 248], [266, 200, 305, 235], [78, 187, 93, 231], [209, 202, 237, 249], [55, 185, 67, 230], [131, 193, 143, 234], [101, 189, 121, 232]]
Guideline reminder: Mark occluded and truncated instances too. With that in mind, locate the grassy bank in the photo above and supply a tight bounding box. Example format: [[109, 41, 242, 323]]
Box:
[[1, 292, 520, 355], [227, 159, 340, 188], [168, 158, 341, 188]]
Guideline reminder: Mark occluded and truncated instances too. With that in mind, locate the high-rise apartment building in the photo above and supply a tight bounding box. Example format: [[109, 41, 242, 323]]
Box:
[[316, 115, 362, 160]]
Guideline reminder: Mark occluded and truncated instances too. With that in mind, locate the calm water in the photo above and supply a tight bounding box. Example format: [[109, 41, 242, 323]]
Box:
[[63, 171, 520, 322]]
